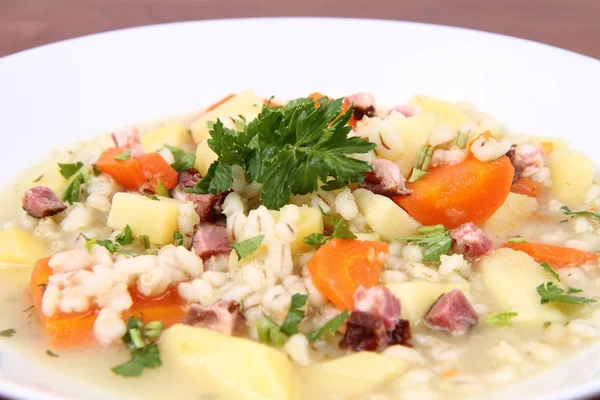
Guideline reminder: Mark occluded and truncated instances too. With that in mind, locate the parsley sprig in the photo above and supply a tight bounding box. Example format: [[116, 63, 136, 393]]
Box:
[[258, 293, 308, 346], [306, 311, 349, 341], [112, 317, 163, 377], [561, 206, 600, 222], [408, 145, 434, 183], [394, 224, 452, 262], [164, 145, 196, 172], [231, 235, 264, 259], [61, 164, 90, 204], [184, 97, 375, 209], [303, 210, 356, 249], [537, 282, 596, 305], [486, 312, 518, 327]]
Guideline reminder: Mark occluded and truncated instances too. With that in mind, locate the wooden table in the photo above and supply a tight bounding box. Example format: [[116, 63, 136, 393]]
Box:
[[0, 0, 599, 59]]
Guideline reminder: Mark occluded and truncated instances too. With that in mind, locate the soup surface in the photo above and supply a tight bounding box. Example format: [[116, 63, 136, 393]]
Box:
[[2, 90, 600, 400]]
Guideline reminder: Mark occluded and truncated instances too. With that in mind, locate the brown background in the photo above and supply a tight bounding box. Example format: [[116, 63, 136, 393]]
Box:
[[0, 1, 599, 400], [0, 0, 599, 59]]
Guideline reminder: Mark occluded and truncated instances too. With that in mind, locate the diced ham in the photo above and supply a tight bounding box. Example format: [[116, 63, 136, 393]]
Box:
[[363, 158, 412, 197], [354, 286, 401, 330], [111, 126, 144, 157], [171, 169, 223, 222], [424, 289, 478, 335], [345, 92, 376, 121], [450, 222, 493, 258], [388, 104, 420, 118], [22, 186, 67, 219], [388, 319, 412, 347], [507, 144, 544, 179], [183, 300, 245, 335], [192, 222, 230, 260], [339, 310, 389, 352]]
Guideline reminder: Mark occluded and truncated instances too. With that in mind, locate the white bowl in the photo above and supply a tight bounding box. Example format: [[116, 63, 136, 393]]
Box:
[[1, 17, 599, 400]]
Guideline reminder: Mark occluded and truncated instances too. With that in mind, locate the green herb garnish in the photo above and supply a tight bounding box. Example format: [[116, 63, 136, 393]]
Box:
[[46, 349, 59, 357], [164, 145, 196, 172], [303, 210, 356, 249], [140, 235, 151, 250], [280, 294, 308, 336], [83, 235, 120, 253], [61, 165, 90, 204], [184, 97, 375, 209], [306, 311, 349, 342], [560, 206, 600, 222], [394, 224, 452, 262], [116, 225, 134, 246], [231, 235, 264, 259], [541, 262, 560, 282], [0, 328, 15, 337], [508, 236, 526, 243], [114, 150, 132, 161], [144, 194, 159, 201], [455, 132, 469, 149], [58, 162, 84, 179], [486, 312, 518, 327], [537, 282, 596, 305], [256, 316, 284, 347], [408, 145, 434, 183], [32, 174, 44, 183], [173, 231, 184, 246], [156, 181, 169, 197], [111, 316, 163, 377]]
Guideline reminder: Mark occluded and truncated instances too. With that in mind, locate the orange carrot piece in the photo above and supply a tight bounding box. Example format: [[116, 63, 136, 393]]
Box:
[[511, 177, 540, 198], [263, 98, 281, 107], [96, 148, 147, 191], [308, 92, 331, 103], [541, 142, 554, 156], [205, 93, 236, 112], [394, 155, 514, 228], [137, 152, 179, 191], [342, 98, 358, 127], [503, 242, 598, 268], [307, 239, 389, 310], [29, 258, 186, 347]]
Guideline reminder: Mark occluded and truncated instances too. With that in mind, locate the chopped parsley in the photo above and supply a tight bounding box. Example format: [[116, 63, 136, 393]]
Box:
[[280, 294, 308, 336], [164, 145, 196, 172], [112, 317, 163, 377], [394, 224, 452, 262], [0, 328, 16, 337], [32, 174, 44, 183], [61, 165, 90, 204], [144, 194, 159, 201], [508, 236, 527, 243], [541, 262, 560, 282], [537, 282, 596, 305], [116, 225, 134, 246], [58, 162, 84, 179], [83, 235, 120, 253], [46, 349, 59, 357], [408, 145, 434, 183], [22, 305, 34, 313], [560, 205, 600, 222], [303, 210, 356, 249], [306, 311, 349, 342], [173, 231, 184, 246], [455, 132, 468, 149], [139, 235, 151, 250], [155, 181, 169, 197], [231, 235, 264, 259], [303, 233, 328, 249], [114, 150, 132, 161], [486, 312, 518, 327], [184, 97, 375, 209], [257, 316, 284, 347]]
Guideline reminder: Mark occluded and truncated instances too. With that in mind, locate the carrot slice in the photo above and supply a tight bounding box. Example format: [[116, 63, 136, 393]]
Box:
[[29, 258, 186, 347], [393, 155, 514, 228], [511, 177, 540, 198], [503, 242, 598, 268], [541, 142, 554, 156], [137, 152, 178, 191], [205, 93, 236, 112], [307, 239, 389, 310], [96, 148, 146, 191]]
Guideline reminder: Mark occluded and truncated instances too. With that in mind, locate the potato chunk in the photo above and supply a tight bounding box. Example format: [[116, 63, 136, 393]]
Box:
[[190, 90, 263, 143], [546, 150, 594, 206], [408, 95, 472, 130], [478, 248, 566, 323], [194, 139, 218, 177], [141, 122, 188, 152], [0, 228, 46, 266], [161, 324, 299, 400], [107, 193, 182, 244], [482, 192, 538, 238], [386, 111, 435, 176], [270, 206, 324, 255], [353, 188, 419, 240], [386, 282, 469, 326], [301, 352, 406, 399]]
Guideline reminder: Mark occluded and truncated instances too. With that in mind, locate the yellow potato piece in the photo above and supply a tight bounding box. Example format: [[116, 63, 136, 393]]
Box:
[[107, 193, 182, 244], [353, 188, 419, 240], [161, 324, 299, 400], [190, 90, 263, 143], [270, 206, 324, 254], [478, 248, 566, 324], [301, 352, 406, 399], [387, 111, 435, 176], [408, 95, 472, 130], [546, 150, 594, 206], [0, 228, 46, 266], [483, 192, 538, 239], [194, 139, 218, 177], [141, 122, 188, 152], [386, 281, 469, 326]]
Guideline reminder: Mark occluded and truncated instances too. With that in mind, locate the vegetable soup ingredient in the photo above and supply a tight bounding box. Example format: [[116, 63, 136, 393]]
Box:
[[192, 223, 230, 260], [482, 192, 538, 237], [561, 205, 600, 222], [0, 228, 46, 265], [424, 289, 478, 335], [280, 293, 308, 336], [96, 148, 146, 191], [537, 282, 596, 305], [137, 152, 178, 192], [111, 126, 144, 157], [408, 145, 434, 183], [306, 311, 349, 342], [353, 188, 420, 241], [362, 158, 412, 196], [479, 249, 566, 323], [141, 122, 188, 152], [449, 222, 493, 258], [107, 193, 183, 244], [353, 286, 401, 330], [58, 162, 84, 179], [307, 239, 389, 310], [507, 144, 544, 178], [22, 186, 67, 219], [0, 329, 16, 337], [183, 300, 245, 335], [486, 312, 519, 327], [61, 165, 91, 204], [271, 205, 324, 254], [541, 262, 560, 282], [160, 324, 299, 400], [393, 154, 514, 228], [408, 95, 471, 130], [231, 235, 264, 259], [112, 316, 163, 377], [164, 145, 196, 172], [511, 177, 540, 198], [387, 111, 435, 176], [395, 224, 452, 262], [503, 242, 598, 268], [546, 150, 594, 205], [113, 151, 132, 161]]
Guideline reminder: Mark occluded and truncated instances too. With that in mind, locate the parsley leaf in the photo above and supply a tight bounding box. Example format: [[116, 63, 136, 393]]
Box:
[[114, 150, 132, 161], [568, 287, 584, 294], [231, 235, 264, 259], [508, 236, 527, 243], [306, 311, 349, 341], [164, 145, 196, 172], [455, 132, 468, 149], [486, 312, 518, 327], [173, 231, 184, 246], [256, 316, 284, 347], [82, 235, 120, 253], [156, 181, 169, 197], [58, 162, 84, 179], [303, 233, 328, 249], [331, 216, 357, 240], [46, 349, 59, 357], [61, 165, 90, 204], [304, 210, 356, 249], [394, 224, 451, 262], [560, 205, 600, 222], [408, 146, 434, 183], [0, 328, 15, 337], [144, 194, 159, 201], [186, 97, 374, 209], [33, 174, 44, 183], [116, 225, 134, 246], [541, 262, 560, 282], [139, 235, 151, 250], [280, 293, 308, 336], [112, 316, 163, 377], [537, 282, 596, 305]]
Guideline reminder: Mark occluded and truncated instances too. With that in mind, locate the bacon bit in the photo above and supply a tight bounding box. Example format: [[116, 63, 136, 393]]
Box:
[[22, 187, 67, 219], [345, 92, 376, 122], [507, 144, 544, 179], [192, 223, 230, 260], [171, 169, 224, 222], [354, 286, 401, 331], [183, 300, 245, 335], [424, 289, 478, 336], [450, 223, 493, 258], [363, 159, 412, 197], [111, 126, 144, 157]]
